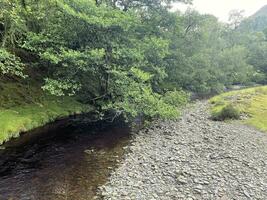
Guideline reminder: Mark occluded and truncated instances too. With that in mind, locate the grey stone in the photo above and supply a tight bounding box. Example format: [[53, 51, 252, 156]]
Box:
[[98, 101, 267, 200]]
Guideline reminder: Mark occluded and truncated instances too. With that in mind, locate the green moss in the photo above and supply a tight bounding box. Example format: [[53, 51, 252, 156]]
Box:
[[209, 86, 267, 132], [0, 80, 92, 145]]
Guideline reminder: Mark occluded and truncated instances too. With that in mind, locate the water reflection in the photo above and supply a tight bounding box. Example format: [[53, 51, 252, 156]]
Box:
[[0, 122, 131, 200]]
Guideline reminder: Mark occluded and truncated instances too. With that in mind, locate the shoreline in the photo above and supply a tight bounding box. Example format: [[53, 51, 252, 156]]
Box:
[[0, 98, 92, 145], [99, 101, 267, 199]]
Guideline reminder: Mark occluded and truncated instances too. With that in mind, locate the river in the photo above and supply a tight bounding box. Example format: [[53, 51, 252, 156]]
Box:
[[0, 119, 132, 200]]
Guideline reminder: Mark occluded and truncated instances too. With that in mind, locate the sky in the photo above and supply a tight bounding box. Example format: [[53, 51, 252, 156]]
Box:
[[172, 0, 267, 22]]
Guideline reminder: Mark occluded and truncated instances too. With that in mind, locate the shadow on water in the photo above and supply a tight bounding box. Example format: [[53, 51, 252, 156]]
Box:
[[0, 117, 134, 200]]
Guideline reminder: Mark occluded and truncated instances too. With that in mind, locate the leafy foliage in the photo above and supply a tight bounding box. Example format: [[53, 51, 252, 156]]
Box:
[[105, 68, 188, 120], [0, 48, 26, 77], [0, 0, 266, 122], [0, 0, 27, 47]]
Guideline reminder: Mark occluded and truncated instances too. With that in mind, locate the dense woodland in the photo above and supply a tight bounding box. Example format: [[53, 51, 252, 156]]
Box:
[[1, 0, 267, 120]]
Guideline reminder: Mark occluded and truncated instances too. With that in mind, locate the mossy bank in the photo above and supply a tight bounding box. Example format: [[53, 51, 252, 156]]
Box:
[[0, 79, 91, 145], [210, 86, 267, 132]]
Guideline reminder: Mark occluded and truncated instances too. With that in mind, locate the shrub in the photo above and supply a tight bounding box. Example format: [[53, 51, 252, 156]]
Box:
[[163, 90, 189, 107], [212, 104, 240, 121]]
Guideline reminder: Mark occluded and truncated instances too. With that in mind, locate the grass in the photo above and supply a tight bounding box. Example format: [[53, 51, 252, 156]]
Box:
[[0, 79, 92, 145], [209, 86, 267, 132]]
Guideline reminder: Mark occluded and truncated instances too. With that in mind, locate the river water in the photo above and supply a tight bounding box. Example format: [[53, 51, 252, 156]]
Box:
[[0, 120, 132, 200]]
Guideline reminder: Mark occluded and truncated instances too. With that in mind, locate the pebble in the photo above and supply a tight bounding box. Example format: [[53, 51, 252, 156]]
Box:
[[99, 101, 267, 200]]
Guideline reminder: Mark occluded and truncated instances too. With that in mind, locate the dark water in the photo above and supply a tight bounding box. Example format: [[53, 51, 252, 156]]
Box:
[[0, 120, 132, 200]]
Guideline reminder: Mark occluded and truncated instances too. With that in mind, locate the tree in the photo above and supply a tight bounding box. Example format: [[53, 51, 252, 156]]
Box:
[[18, 0, 189, 120], [99, 0, 192, 11], [228, 10, 245, 30], [0, 0, 262, 121]]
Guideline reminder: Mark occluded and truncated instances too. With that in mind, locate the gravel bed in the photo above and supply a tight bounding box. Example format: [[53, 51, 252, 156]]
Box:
[[99, 101, 267, 200]]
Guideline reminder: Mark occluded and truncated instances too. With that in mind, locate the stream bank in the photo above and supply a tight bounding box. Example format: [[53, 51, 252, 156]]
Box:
[[100, 101, 267, 200], [1, 100, 266, 200], [0, 78, 92, 145]]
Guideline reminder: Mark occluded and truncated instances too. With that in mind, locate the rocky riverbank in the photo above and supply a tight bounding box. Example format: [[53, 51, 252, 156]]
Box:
[[99, 101, 267, 200]]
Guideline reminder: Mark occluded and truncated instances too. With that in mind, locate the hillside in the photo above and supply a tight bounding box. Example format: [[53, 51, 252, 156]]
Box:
[[240, 5, 267, 31], [252, 5, 267, 18]]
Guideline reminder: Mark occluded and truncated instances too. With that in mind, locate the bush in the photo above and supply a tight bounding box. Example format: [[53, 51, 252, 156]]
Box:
[[212, 104, 240, 121], [163, 90, 189, 107]]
